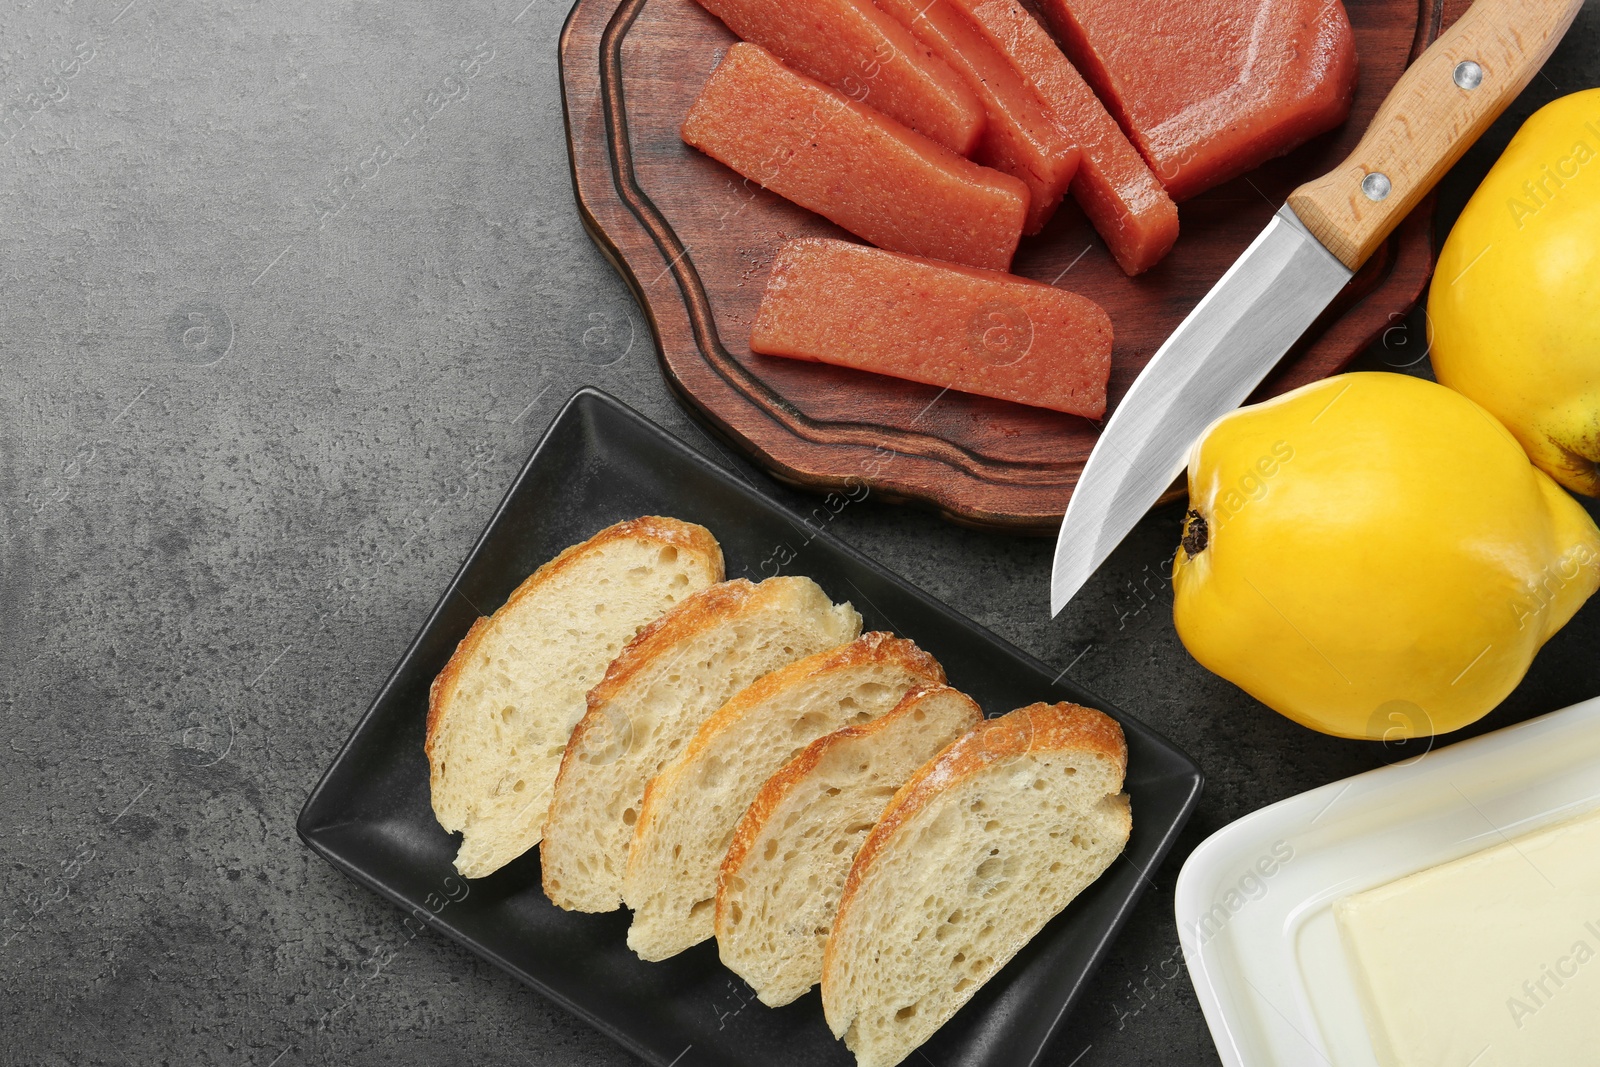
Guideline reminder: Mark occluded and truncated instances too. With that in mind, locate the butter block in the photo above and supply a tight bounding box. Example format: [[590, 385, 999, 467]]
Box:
[[1334, 806, 1600, 1067]]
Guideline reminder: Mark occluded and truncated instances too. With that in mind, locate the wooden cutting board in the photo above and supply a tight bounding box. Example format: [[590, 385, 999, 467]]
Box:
[[560, 0, 1467, 533]]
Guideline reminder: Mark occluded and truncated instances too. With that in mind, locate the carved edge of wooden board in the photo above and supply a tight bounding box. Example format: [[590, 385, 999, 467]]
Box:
[[559, 0, 1456, 534]]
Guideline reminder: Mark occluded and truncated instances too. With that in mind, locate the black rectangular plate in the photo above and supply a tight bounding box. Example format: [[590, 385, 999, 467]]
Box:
[[297, 388, 1204, 1067]]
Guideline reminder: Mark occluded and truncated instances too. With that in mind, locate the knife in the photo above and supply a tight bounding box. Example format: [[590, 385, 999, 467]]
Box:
[[1049, 0, 1585, 617]]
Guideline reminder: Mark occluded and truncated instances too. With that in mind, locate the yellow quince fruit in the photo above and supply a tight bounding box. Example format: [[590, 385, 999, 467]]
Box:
[[1172, 373, 1600, 739], [1429, 89, 1600, 496]]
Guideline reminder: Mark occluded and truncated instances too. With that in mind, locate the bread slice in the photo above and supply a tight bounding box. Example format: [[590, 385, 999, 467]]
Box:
[[622, 633, 946, 961], [540, 576, 861, 912], [821, 702, 1131, 1067], [716, 685, 983, 1005], [425, 517, 722, 878]]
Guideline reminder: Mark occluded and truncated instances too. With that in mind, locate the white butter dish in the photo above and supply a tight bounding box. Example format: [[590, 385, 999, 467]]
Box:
[[1176, 696, 1600, 1067]]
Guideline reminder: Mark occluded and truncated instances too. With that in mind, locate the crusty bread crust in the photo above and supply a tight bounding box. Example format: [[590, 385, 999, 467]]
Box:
[[621, 633, 945, 958], [423, 515, 723, 762], [654, 631, 945, 802], [541, 576, 861, 907], [547, 579, 761, 803], [714, 682, 974, 924], [425, 613, 494, 762], [581, 577, 762, 713], [824, 701, 1127, 982], [634, 633, 943, 842]]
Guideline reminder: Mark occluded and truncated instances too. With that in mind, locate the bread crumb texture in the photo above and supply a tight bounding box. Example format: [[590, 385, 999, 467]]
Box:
[[716, 684, 983, 1006], [425, 517, 722, 878], [540, 575, 861, 912], [822, 702, 1131, 1067]]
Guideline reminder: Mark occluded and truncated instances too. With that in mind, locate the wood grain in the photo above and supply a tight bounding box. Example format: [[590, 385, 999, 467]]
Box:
[[1290, 0, 1584, 269], [560, 0, 1469, 532]]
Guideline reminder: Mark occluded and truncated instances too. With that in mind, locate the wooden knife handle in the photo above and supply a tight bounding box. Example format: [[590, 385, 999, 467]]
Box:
[[1287, 0, 1583, 270]]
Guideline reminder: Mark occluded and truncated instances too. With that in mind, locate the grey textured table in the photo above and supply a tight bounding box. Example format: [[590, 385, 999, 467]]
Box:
[[3, 1, 1597, 1064]]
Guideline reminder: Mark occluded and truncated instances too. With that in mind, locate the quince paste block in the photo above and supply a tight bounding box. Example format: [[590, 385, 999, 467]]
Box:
[[948, 0, 1177, 274], [873, 0, 1079, 235], [681, 44, 1030, 272], [1039, 0, 1357, 201], [751, 237, 1112, 418], [690, 0, 986, 156]]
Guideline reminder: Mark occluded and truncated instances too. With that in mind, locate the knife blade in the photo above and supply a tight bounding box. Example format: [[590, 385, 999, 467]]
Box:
[[1049, 0, 1585, 617], [1049, 207, 1349, 615]]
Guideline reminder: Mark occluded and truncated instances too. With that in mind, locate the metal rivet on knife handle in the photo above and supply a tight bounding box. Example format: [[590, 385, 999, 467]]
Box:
[[1048, 0, 1585, 618], [1453, 59, 1484, 89], [1285, 0, 1584, 272]]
